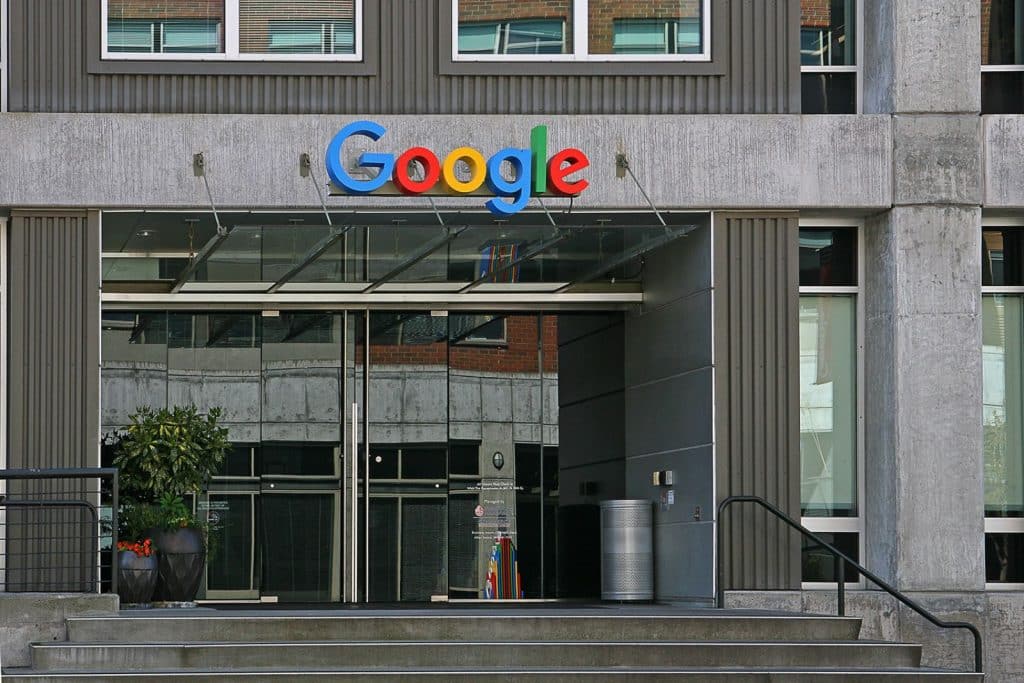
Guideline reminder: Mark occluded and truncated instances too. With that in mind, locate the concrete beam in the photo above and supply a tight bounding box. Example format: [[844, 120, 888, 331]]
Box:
[[0, 114, 891, 210], [893, 115, 982, 206]]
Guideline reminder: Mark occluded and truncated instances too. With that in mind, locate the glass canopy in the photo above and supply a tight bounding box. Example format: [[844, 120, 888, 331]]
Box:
[[101, 211, 708, 295]]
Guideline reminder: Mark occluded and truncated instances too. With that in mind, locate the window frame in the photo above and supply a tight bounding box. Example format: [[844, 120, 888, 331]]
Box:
[[450, 0, 712, 64], [799, 0, 863, 114], [798, 217, 865, 589], [100, 0, 363, 63], [981, 215, 1024, 590]]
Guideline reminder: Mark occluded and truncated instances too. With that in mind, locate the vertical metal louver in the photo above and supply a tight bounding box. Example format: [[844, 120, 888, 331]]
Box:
[[239, 0, 356, 55]]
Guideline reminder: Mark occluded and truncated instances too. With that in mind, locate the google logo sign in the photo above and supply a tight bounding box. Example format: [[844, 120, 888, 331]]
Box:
[[325, 120, 590, 216]]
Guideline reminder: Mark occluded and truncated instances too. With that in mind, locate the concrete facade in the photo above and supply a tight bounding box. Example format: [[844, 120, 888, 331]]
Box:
[[2, 0, 1024, 679]]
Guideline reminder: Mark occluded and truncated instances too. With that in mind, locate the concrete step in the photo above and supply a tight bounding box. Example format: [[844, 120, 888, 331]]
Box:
[[65, 614, 863, 644], [29, 641, 923, 671], [0, 667, 986, 682]]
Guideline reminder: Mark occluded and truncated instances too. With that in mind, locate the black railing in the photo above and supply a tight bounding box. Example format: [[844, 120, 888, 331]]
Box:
[[716, 495, 983, 675], [0, 468, 118, 595]]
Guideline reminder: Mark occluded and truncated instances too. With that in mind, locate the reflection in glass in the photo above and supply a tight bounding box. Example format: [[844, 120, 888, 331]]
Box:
[[986, 533, 1024, 582], [204, 494, 254, 591], [982, 72, 1024, 115], [240, 0, 356, 55], [799, 228, 857, 286], [983, 0, 1024, 65], [590, 1, 702, 55], [800, 0, 856, 65], [261, 493, 335, 601], [801, 72, 856, 114], [456, 1, 571, 54], [801, 532, 859, 582], [982, 227, 1024, 286], [983, 295, 1024, 517], [106, 0, 224, 54], [799, 296, 857, 517]]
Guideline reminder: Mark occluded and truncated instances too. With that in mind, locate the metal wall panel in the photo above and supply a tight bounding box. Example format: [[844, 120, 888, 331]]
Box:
[[9, 0, 799, 114], [8, 211, 100, 470], [713, 212, 800, 591], [6, 211, 100, 591]]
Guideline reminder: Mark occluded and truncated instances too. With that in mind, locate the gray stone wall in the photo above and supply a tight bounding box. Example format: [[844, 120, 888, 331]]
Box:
[[0, 594, 117, 667]]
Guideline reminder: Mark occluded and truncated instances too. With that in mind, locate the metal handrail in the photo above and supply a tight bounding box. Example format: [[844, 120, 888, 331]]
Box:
[[716, 495, 983, 675], [0, 467, 119, 595]]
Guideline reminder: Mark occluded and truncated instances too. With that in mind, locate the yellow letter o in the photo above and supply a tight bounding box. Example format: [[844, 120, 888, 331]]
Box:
[[442, 147, 487, 194]]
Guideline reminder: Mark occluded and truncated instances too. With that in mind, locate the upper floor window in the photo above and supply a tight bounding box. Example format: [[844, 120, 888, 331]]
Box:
[[981, 0, 1024, 114], [800, 0, 859, 114], [102, 0, 362, 61], [453, 0, 711, 62]]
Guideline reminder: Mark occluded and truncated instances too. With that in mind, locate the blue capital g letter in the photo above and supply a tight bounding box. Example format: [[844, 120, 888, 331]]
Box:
[[325, 120, 395, 195]]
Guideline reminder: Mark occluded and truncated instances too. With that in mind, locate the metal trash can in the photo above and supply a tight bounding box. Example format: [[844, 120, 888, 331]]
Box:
[[600, 499, 653, 601]]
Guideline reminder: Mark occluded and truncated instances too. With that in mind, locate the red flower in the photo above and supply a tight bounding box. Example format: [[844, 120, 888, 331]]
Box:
[[117, 538, 156, 557]]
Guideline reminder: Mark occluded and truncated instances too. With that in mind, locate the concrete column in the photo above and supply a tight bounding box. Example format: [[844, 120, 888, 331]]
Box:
[[862, 1, 984, 591]]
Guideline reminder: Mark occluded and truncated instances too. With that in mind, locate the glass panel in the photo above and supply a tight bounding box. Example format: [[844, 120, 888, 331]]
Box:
[[167, 313, 262, 443], [364, 312, 449, 601], [366, 498, 398, 601], [205, 494, 253, 591], [982, 0, 1024, 65], [219, 446, 254, 477], [590, 1, 703, 55], [401, 498, 447, 600], [801, 532, 859, 582], [983, 71, 1024, 114], [800, 296, 857, 518], [106, 1, 224, 54], [456, 1, 572, 55], [799, 228, 857, 286], [984, 295, 1024, 518], [986, 533, 1024, 582], [983, 227, 1024, 286], [801, 72, 856, 114], [101, 312, 168, 434], [800, 0, 856, 65], [260, 493, 334, 601], [240, 1, 356, 55]]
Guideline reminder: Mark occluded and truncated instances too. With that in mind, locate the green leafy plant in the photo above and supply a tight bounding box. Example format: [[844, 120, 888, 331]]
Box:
[[112, 405, 230, 529], [114, 405, 230, 500]]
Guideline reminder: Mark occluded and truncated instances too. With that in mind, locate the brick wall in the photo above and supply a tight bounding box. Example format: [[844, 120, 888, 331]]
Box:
[[800, 0, 831, 30], [107, 0, 224, 21], [456, 0, 702, 54], [365, 315, 558, 373], [239, 1, 356, 54], [588, 0, 701, 54]]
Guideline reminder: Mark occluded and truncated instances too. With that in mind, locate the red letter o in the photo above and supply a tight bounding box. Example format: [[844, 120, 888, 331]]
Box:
[[393, 147, 441, 194]]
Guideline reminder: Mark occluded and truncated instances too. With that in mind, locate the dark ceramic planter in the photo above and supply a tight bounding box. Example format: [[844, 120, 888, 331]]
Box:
[[151, 527, 206, 603], [117, 550, 158, 606]]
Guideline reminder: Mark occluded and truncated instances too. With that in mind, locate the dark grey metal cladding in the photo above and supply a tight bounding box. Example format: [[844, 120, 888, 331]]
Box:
[[8, 0, 800, 114], [713, 212, 801, 591], [7, 211, 101, 592], [8, 211, 100, 470]]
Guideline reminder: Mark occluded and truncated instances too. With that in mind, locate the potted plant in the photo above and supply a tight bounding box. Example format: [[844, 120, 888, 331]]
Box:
[[115, 538, 158, 607], [112, 405, 230, 605]]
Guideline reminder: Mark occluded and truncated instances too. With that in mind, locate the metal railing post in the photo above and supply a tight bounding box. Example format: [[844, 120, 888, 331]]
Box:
[[836, 556, 845, 616]]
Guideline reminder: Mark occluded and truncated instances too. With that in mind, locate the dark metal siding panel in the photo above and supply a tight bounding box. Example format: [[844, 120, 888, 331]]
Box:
[[8, 211, 99, 469], [7, 211, 99, 592], [9, 0, 799, 114], [714, 212, 800, 591]]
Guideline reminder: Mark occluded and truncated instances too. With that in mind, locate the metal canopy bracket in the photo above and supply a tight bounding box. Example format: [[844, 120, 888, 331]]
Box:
[[266, 225, 353, 293], [616, 153, 666, 228], [173, 153, 232, 293]]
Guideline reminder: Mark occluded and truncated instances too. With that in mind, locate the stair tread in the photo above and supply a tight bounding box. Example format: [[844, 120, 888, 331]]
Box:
[[32, 639, 918, 647]]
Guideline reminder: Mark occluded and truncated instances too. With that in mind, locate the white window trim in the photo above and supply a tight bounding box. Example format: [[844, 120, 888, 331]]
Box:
[[0, 217, 7, 591], [981, 215, 1024, 590], [101, 0, 363, 62], [451, 0, 712, 63], [799, 1, 863, 113], [798, 217, 865, 589]]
